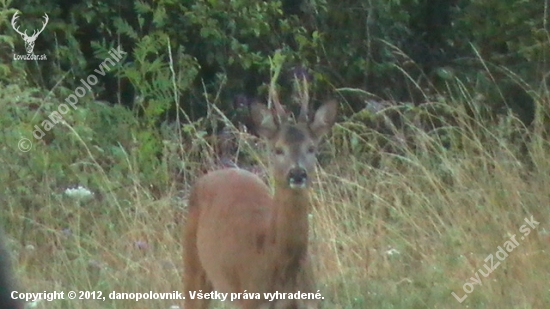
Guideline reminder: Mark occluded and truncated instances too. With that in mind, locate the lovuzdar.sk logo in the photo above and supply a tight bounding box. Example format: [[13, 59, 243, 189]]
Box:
[[11, 11, 48, 61]]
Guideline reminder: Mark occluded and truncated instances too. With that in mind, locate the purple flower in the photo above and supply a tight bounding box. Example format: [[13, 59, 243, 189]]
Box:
[[134, 240, 149, 250], [61, 228, 72, 237]]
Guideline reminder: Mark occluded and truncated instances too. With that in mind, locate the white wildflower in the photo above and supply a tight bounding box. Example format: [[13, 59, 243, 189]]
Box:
[[385, 248, 400, 256], [64, 185, 94, 201]]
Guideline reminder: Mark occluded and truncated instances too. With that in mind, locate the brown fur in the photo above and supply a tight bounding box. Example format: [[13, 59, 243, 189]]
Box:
[[183, 100, 338, 309]]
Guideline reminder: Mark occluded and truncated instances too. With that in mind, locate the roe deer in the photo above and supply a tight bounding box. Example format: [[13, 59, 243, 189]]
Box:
[[183, 96, 338, 309], [0, 227, 24, 309]]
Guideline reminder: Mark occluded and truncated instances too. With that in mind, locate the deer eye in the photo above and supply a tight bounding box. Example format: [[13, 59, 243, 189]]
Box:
[[274, 147, 284, 155], [307, 145, 316, 154]]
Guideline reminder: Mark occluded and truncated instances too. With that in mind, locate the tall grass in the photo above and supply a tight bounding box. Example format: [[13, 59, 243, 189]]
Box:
[[0, 79, 549, 309]]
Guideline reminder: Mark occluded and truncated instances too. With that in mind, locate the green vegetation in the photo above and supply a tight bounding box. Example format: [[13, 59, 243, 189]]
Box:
[[0, 0, 549, 308]]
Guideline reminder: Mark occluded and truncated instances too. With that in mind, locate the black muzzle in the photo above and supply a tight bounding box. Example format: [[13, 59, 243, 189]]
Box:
[[288, 168, 308, 188]]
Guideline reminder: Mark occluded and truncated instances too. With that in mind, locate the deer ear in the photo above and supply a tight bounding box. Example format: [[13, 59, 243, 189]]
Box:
[[250, 102, 279, 139], [310, 100, 338, 139]]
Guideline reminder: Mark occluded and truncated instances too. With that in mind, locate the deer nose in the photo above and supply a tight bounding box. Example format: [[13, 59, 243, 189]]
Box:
[[288, 167, 308, 189]]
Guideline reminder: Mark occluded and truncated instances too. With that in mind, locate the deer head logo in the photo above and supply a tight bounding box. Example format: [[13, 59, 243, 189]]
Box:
[[11, 11, 49, 54]]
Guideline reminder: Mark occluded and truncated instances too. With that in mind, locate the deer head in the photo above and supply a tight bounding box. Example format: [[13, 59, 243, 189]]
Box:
[[11, 12, 49, 54]]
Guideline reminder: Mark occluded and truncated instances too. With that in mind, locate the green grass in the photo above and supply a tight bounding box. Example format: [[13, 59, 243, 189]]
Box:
[[1, 81, 549, 309]]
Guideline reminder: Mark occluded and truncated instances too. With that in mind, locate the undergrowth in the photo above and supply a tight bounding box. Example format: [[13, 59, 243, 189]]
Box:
[[1, 76, 549, 309]]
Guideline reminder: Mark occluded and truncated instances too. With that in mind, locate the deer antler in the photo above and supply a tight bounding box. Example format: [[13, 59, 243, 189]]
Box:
[[31, 13, 49, 39], [268, 82, 287, 124], [296, 73, 310, 123], [11, 12, 48, 39], [11, 12, 25, 37]]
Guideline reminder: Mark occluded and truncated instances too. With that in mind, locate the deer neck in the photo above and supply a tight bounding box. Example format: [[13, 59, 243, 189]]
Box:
[[271, 186, 311, 261]]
